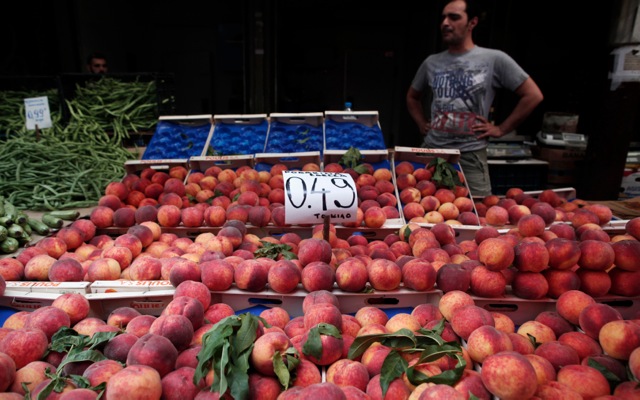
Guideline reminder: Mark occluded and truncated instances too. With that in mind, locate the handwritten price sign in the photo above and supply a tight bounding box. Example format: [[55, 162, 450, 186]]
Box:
[[283, 170, 358, 225], [24, 96, 52, 130]]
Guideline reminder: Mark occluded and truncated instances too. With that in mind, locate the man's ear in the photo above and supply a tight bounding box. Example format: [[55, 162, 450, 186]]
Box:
[[467, 16, 478, 30]]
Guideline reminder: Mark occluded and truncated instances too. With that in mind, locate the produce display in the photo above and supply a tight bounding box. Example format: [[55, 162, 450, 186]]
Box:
[[1, 128, 639, 398], [208, 120, 269, 155]]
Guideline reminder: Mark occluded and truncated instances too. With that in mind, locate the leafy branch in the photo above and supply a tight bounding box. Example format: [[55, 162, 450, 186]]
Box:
[[428, 157, 462, 190], [255, 241, 297, 260]]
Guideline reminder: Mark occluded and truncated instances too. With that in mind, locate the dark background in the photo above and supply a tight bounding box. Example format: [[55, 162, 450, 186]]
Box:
[[2, 0, 638, 199]]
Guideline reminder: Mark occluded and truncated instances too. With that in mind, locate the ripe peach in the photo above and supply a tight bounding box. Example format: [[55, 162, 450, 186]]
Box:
[[558, 330, 602, 360], [105, 365, 162, 400], [367, 258, 402, 291], [477, 237, 515, 271], [0, 328, 49, 369], [534, 311, 574, 338], [450, 304, 495, 341], [401, 259, 436, 292], [543, 268, 581, 298], [598, 319, 640, 360], [556, 364, 610, 399], [517, 320, 556, 344], [52, 292, 91, 326], [556, 289, 596, 325], [480, 351, 538, 400], [511, 271, 549, 300], [485, 205, 509, 226], [126, 333, 179, 378]]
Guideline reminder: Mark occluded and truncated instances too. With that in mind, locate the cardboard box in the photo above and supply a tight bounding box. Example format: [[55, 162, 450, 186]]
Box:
[[254, 151, 322, 174], [188, 155, 255, 173], [209, 114, 269, 155], [391, 147, 477, 225], [5, 281, 91, 294], [323, 111, 386, 151], [472, 294, 557, 325], [0, 290, 61, 312], [322, 149, 403, 235], [211, 285, 442, 318], [265, 113, 325, 154], [531, 145, 585, 187], [86, 290, 175, 318], [596, 295, 640, 320], [89, 280, 174, 293], [123, 159, 190, 178]]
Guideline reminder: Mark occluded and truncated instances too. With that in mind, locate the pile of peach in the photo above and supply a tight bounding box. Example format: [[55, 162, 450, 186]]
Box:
[[1, 284, 639, 399], [92, 161, 401, 231]]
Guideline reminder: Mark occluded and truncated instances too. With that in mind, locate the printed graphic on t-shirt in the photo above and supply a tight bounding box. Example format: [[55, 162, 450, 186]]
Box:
[[431, 62, 488, 136]]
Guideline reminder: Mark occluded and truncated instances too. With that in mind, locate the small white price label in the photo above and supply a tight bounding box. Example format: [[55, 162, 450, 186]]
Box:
[[283, 170, 358, 225], [24, 96, 52, 130]]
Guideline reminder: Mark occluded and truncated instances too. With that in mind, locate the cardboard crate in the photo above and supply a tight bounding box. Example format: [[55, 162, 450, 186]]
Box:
[[123, 159, 190, 178], [323, 149, 403, 235], [596, 295, 640, 319], [323, 111, 386, 151], [89, 280, 174, 293], [0, 290, 61, 312], [188, 155, 255, 174], [531, 145, 586, 188], [5, 281, 91, 294], [392, 147, 477, 225], [142, 115, 213, 160], [209, 114, 269, 155], [265, 113, 324, 154], [472, 294, 557, 325], [212, 285, 442, 318], [254, 151, 322, 174], [86, 290, 175, 318]]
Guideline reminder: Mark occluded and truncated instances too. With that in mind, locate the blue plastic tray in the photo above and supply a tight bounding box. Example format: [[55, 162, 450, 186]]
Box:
[[142, 120, 212, 160]]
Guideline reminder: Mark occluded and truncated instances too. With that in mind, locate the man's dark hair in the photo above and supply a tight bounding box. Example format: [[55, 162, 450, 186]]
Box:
[[442, 0, 483, 21], [86, 52, 107, 64]]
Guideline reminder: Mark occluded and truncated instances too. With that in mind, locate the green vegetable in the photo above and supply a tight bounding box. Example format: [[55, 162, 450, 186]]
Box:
[[0, 226, 7, 241], [428, 157, 462, 190], [0, 216, 12, 227], [42, 214, 64, 229], [27, 218, 51, 236], [46, 210, 81, 221], [0, 237, 19, 253], [7, 224, 24, 238]]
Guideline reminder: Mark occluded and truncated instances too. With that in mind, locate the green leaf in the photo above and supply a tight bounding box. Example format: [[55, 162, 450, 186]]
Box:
[[234, 313, 260, 356], [215, 341, 231, 396], [339, 147, 363, 169], [228, 363, 249, 400], [273, 352, 291, 389], [87, 331, 119, 349], [254, 241, 297, 260], [527, 333, 541, 349], [317, 323, 342, 338], [588, 358, 621, 391], [428, 157, 462, 190], [303, 325, 323, 360], [379, 350, 408, 398], [353, 164, 370, 175]]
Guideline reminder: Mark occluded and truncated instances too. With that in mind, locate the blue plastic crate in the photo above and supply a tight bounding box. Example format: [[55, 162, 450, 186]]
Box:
[[210, 114, 269, 155], [265, 122, 324, 154], [324, 111, 386, 151], [142, 118, 212, 160]]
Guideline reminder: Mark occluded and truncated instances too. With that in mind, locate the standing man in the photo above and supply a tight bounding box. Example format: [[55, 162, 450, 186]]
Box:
[[86, 52, 109, 74], [407, 0, 543, 196]]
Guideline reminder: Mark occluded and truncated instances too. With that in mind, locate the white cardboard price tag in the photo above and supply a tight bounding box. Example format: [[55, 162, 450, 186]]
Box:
[[24, 96, 53, 130], [283, 170, 358, 225]]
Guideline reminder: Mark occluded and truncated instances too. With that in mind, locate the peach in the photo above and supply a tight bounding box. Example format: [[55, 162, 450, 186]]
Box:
[[575, 269, 611, 297], [598, 319, 640, 360], [480, 351, 537, 400], [534, 311, 574, 338], [301, 261, 335, 292], [297, 238, 333, 267], [534, 341, 580, 372], [162, 296, 205, 331], [0, 328, 49, 369], [577, 239, 615, 271], [466, 325, 513, 363], [168, 257, 201, 287], [524, 353, 556, 386], [250, 331, 292, 376], [578, 302, 622, 340], [615, 381, 640, 399], [105, 365, 162, 400], [128, 256, 162, 281], [304, 303, 343, 332], [507, 331, 535, 355], [48, 257, 84, 282], [469, 265, 506, 298], [52, 292, 91, 326], [556, 364, 610, 399], [354, 306, 389, 328], [513, 241, 549, 273], [556, 289, 596, 325], [367, 258, 402, 291], [449, 304, 494, 341], [477, 237, 515, 271], [203, 303, 235, 326], [126, 333, 179, 378], [438, 289, 474, 322], [543, 268, 581, 298], [558, 330, 602, 360], [103, 332, 139, 363], [86, 257, 122, 282], [24, 253, 56, 281], [365, 374, 411, 400], [10, 360, 57, 395], [335, 257, 368, 293], [435, 263, 471, 293], [25, 305, 71, 341], [611, 239, 640, 272], [517, 213, 546, 237], [484, 205, 509, 226], [517, 320, 556, 344], [608, 267, 640, 296], [511, 271, 549, 300]]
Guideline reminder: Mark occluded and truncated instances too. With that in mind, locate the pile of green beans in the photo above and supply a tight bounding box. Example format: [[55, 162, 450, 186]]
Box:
[[64, 77, 158, 144], [0, 88, 63, 137], [0, 132, 136, 210]]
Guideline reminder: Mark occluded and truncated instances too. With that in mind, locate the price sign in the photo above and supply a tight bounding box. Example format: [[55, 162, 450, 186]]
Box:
[[283, 170, 358, 225], [24, 96, 52, 130]]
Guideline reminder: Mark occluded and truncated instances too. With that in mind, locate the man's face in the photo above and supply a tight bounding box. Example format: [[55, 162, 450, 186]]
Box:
[[89, 58, 108, 74], [440, 0, 474, 47]]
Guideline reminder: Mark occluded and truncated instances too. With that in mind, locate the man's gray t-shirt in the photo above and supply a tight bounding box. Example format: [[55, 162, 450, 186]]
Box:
[[411, 46, 529, 152]]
